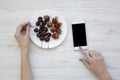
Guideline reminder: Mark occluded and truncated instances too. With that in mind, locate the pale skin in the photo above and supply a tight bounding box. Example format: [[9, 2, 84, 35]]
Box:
[[15, 22, 34, 80], [15, 22, 112, 80], [79, 49, 112, 80]]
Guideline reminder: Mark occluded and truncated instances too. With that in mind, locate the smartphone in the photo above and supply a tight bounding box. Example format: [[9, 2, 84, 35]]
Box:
[[72, 22, 88, 50]]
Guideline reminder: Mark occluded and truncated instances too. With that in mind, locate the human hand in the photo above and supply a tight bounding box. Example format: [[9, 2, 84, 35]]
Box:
[[15, 22, 30, 54], [80, 49, 112, 80]]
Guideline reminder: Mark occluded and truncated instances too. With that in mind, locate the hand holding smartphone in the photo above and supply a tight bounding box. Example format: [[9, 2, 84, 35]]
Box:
[[72, 21, 88, 50]]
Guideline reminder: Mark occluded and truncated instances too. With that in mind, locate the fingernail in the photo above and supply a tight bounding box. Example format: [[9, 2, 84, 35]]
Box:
[[28, 22, 31, 27], [79, 58, 83, 61]]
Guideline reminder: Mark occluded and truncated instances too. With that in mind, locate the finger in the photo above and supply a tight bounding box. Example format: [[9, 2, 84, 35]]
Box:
[[19, 22, 28, 27], [15, 26, 22, 35], [94, 50, 101, 56], [80, 48, 91, 59], [80, 58, 90, 69], [16, 22, 28, 34], [97, 51, 102, 57], [26, 25, 30, 36], [93, 51, 99, 57], [89, 51, 96, 57]]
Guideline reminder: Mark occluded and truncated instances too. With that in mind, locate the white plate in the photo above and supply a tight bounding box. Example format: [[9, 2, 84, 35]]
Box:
[[30, 9, 67, 48]]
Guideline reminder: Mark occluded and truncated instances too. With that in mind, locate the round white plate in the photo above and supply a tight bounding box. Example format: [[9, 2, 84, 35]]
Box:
[[30, 9, 67, 48]]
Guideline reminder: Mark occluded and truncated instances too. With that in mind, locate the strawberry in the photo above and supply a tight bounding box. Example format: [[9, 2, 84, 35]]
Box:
[[52, 16, 58, 24], [54, 23, 60, 28], [44, 15, 50, 22], [56, 28, 62, 34], [52, 33, 56, 39], [52, 33, 59, 39], [50, 27, 56, 33], [47, 22, 53, 28]]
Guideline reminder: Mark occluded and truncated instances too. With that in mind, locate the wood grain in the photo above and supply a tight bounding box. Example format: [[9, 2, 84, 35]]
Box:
[[0, 0, 120, 80]]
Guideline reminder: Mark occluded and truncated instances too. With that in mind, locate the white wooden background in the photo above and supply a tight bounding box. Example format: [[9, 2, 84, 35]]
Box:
[[0, 0, 120, 80]]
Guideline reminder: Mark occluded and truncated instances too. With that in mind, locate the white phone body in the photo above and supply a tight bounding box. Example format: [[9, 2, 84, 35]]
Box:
[[72, 21, 88, 50]]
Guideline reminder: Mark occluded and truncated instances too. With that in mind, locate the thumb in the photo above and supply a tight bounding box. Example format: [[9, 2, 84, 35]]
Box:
[[26, 25, 30, 37]]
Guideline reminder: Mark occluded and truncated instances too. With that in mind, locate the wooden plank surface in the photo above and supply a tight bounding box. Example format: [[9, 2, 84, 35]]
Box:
[[0, 0, 120, 80]]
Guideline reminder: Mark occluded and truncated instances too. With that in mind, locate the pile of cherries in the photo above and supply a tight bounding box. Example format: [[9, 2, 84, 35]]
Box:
[[34, 15, 62, 42]]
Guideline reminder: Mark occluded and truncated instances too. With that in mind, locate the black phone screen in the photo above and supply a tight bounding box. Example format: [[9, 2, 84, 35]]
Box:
[[72, 23, 87, 47]]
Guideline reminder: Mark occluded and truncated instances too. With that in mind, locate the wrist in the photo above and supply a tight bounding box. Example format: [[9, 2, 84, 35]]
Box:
[[21, 48, 29, 56], [98, 71, 112, 80]]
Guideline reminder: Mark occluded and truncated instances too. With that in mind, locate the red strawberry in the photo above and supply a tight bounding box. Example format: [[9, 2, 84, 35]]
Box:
[[50, 27, 56, 33], [52, 33, 59, 39], [52, 33, 56, 39], [47, 22, 53, 28], [44, 15, 50, 22], [54, 23, 60, 28], [56, 28, 62, 34], [52, 16, 58, 24], [50, 29, 56, 33], [56, 28, 60, 33]]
